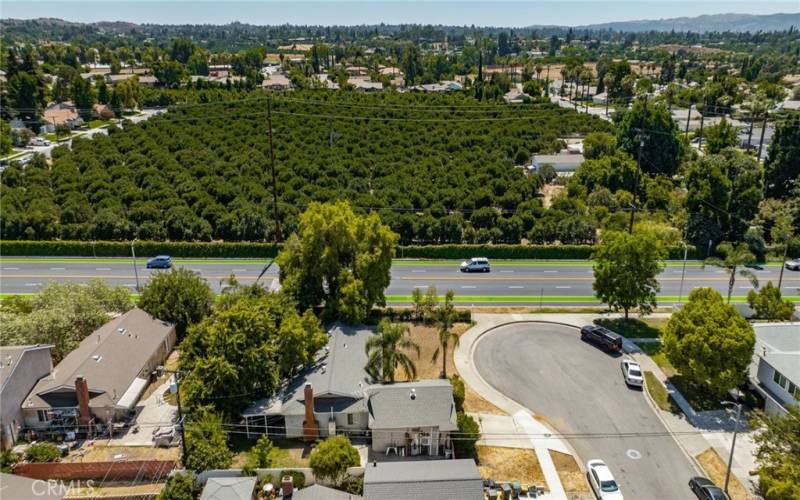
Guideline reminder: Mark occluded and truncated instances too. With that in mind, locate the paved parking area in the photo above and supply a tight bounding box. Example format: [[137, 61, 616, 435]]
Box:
[[110, 378, 178, 446], [473, 322, 699, 500]]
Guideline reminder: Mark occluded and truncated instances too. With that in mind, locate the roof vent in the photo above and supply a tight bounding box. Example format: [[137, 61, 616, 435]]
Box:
[[409, 388, 417, 400], [92, 355, 103, 363]]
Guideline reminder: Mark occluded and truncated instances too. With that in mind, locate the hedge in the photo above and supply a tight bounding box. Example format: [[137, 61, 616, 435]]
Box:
[[0, 240, 705, 260]]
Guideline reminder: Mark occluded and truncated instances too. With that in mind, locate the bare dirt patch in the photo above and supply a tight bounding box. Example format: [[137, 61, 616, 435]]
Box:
[[65, 481, 164, 498], [540, 184, 565, 209], [464, 386, 507, 415], [696, 448, 751, 500], [550, 450, 590, 494], [477, 445, 547, 489], [64, 443, 180, 463], [397, 322, 471, 381]]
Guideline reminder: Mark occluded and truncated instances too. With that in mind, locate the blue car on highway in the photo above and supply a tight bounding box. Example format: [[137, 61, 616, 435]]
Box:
[[146, 255, 173, 269]]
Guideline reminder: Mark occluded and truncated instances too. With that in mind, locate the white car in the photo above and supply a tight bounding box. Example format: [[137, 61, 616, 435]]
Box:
[[785, 259, 800, 271], [587, 459, 623, 499], [620, 360, 643, 387], [460, 257, 490, 273]]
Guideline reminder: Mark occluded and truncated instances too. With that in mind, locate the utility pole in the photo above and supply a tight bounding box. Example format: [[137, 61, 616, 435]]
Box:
[[159, 367, 188, 466], [684, 103, 692, 139], [697, 102, 705, 151], [630, 95, 647, 234], [130, 240, 140, 292], [756, 111, 769, 162], [267, 96, 282, 242], [722, 401, 743, 495]]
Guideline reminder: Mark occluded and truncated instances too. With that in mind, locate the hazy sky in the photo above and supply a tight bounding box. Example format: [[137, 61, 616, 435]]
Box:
[[2, 1, 798, 27]]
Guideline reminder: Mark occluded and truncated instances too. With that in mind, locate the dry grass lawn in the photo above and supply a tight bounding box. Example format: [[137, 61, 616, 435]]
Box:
[[540, 184, 565, 209], [477, 445, 547, 490], [550, 450, 590, 494], [397, 322, 471, 381], [64, 443, 180, 463], [464, 386, 507, 415], [696, 448, 751, 500], [65, 482, 164, 498]]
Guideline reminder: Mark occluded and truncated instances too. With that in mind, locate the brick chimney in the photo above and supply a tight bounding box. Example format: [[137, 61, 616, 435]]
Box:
[[75, 376, 91, 428], [302, 383, 318, 441]]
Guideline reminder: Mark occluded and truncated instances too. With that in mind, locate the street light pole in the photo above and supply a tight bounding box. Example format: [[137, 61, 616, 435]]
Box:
[[159, 366, 188, 465], [130, 240, 140, 292], [678, 242, 688, 305], [723, 401, 743, 495]]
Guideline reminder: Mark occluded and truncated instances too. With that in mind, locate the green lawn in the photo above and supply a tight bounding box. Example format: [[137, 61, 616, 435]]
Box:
[[595, 317, 668, 339], [229, 436, 310, 469], [88, 119, 110, 129], [644, 371, 678, 412]]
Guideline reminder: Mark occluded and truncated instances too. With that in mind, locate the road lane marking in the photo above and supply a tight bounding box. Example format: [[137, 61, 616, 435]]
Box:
[[3, 267, 20, 270], [232, 269, 248, 272], [50, 267, 66, 270], [555, 286, 572, 289], [96, 268, 111, 271], [543, 270, 558, 273], [739, 286, 754, 289], [411, 270, 427, 273], [499, 270, 515, 273], [461, 286, 477, 289], [24, 283, 41, 287], [508, 286, 525, 289]]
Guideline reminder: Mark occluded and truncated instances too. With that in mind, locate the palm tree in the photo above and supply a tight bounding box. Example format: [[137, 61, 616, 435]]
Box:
[[432, 289, 460, 379], [535, 64, 543, 81], [704, 242, 759, 304], [365, 320, 420, 383]]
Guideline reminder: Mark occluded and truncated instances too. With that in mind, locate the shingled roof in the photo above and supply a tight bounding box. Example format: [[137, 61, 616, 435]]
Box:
[[363, 459, 482, 500], [366, 379, 458, 431]]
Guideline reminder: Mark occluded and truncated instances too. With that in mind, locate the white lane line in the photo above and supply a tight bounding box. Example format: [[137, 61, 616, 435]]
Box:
[[25, 283, 42, 287], [543, 270, 558, 273], [413, 285, 427, 288], [232, 269, 248, 272], [499, 270, 515, 273], [125, 284, 137, 287], [739, 286, 754, 289], [461, 285, 477, 289], [96, 267, 111, 271], [50, 267, 66, 270], [508, 286, 525, 289], [3, 267, 20, 270], [190, 268, 202, 272], [555, 286, 572, 289], [411, 270, 427, 273]]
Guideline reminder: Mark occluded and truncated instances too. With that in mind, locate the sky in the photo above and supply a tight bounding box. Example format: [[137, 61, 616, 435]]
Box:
[[1, 1, 798, 27]]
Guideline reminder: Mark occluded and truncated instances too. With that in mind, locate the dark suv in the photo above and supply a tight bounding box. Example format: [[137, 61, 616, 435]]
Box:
[[580, 325, 623, 352]]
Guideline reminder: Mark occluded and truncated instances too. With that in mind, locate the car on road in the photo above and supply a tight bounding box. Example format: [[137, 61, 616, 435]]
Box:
[[146, 255, 173, 269], [460, 257, 490, 273], [30, 138, 51, 146], [688, 476, 728, 500], [785, 258, 800, 271], [620, 359, 643, 387], [580, 325, 623, 352], [586, 459, 623, 499]]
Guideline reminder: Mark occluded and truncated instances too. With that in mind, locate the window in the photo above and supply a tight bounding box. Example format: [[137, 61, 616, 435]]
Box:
[[37, 410, 49, 422], [347, 413, 355, 425], [788, 382, 799, 400], [773, 370, 787, 389]]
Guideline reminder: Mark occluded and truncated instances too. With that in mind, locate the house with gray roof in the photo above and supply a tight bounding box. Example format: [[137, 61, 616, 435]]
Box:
[[200, 476, 256, 500], [363, 459, 482, 500], [291, 484, 362, 499], [0, 345, 53, 449], [242, 325, 457, 457], [21, 308, 176, 435], [530, 153, 585, 175], [749, 322, 800, 416]]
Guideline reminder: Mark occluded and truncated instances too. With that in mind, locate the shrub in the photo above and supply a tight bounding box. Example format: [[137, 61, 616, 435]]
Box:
[[279, 469, 306, 490], [450, 374, 466, 413], [309, 436, 359, 485], [453, 412, 480, 458], [340, 476, 364, 495], [747, 282, 795, 321], [157, 472, 196, 500], [25, 443, 61, 463]]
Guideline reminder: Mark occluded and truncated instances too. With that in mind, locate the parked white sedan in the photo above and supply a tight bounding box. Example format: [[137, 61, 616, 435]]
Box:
[[587, 459, 624, 500], [620, 360, 644, 387]]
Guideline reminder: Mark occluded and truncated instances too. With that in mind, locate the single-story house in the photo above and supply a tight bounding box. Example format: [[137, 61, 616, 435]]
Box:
[[529, 153, 585, 175], [503, 88, 530, 103], [311, 73, 339, 90], [92, 103, 115, 120], [200, 476, 256, 500], [363, 459, 482, 500], [345, 66, 370, 77], [120, 67, 151, 75], [22, 309, 176, 435], [748, 322, 800, 416], [379, 66, 403, 77], [42, 101, 83, 131], [593, 92, 608, 104], [291, 484, 361, 499], [351, 77, 383, 92], [242, 325, 457, 456], [0, 345, 53, 449], [105, 74, 158, 86], [262, 73, 293, 90]]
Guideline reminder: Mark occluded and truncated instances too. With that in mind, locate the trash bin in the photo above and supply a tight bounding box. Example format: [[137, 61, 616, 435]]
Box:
[[501, 483, 512, 499], [511, 481, 521, 498]]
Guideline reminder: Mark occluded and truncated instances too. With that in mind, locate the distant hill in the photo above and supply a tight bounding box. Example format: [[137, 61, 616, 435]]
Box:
[[575, 12, 800, 33]]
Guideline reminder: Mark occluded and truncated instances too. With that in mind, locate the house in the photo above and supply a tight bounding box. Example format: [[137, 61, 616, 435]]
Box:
[[92, 103, 115, 120], [350, 77, 383, 92], [379, 66, 402, 77], [345, 66, 369, 77], [208, 65, 232, 77], [363, 459, 482, 500], [137, 75, 159, 87], [42, 102, 83, 132], [593, 92, 608, 104], [0, 345, 53, 449], [0, 472, 64, 500], [530, 153, 586, 175], [200, 477, 256, 500], [119, 67, 151, 75], [262, 73, 293, 90], [503, 89, 530, 103], [291, 484, 361, 499], [21, 309, 176, 435], [242, 325, 458, 457], [748, 322, 800, 416], [311, 73, 339, 90]]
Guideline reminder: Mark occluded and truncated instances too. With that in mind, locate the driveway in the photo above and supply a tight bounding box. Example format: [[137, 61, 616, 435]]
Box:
[[473, 322, 698, 500]]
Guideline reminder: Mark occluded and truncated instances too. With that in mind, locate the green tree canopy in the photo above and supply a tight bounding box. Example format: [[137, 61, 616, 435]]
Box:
[[184, 406, 232, 472], [138, 268, 214, 337], [593, 229, 665, 318], [157, 472, 196, 500], [617, 99, 684, 177], [277, 201, 398, 323], [704, 242, 759, 304], [309, 435, 360, 486], [662, 288, 755, 397], [747, 281, 795, 321], [753, 405, 800, 500], [582, 132, 617, 160], [702, 117, 737, 154], [179, 291, 326, 413], [764, 115, 800, 199]]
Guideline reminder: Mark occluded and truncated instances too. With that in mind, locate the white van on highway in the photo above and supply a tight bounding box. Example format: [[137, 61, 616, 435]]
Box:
[[460, 257, 491, 273]]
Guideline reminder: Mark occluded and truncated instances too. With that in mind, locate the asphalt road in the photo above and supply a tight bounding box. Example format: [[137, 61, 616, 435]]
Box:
[[474, 322, 698, 500], [0, 258, 797, 305]]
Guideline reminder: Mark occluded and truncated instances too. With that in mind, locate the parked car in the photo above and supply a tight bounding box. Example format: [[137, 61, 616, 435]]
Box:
[[586, 459, 623, 499], [460, 257, 491, 273], [146, 255, 173, 269], [30, 138, 51, 146], [580, 325, 623, 352], [688, 477, 728, 500], [620, 359, 643, 387], [785, 258, 800, 271]]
